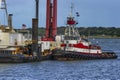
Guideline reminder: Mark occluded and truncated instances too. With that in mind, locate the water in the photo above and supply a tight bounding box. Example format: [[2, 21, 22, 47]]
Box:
[[0, 39, 120, 80]]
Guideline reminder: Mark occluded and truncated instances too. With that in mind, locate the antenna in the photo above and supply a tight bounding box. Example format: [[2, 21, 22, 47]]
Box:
[[71, 3, 74, 15]]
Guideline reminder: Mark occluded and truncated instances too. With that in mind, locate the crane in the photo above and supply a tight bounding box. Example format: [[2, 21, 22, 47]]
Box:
[[0, 0, 13, 31], [42, 0, 57, 41], [0, 0, 8, 25]]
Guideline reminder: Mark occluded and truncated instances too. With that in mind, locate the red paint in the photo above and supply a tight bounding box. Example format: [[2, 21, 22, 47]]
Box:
[[74, 43, 89, 49], [67, 21, 75, 25], [46, 0, 50, 38], [46, 0, 57, 40], [53, 0, 57, 37], [41, 37, 54, 41], [61, 43, 101, 50]]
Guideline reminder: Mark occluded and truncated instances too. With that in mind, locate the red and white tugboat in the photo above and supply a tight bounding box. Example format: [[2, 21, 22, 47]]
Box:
[[52, 5, 117, 60]]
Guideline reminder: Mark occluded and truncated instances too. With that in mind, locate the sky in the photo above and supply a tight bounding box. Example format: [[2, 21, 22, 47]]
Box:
[[0, 0, 120, 29]]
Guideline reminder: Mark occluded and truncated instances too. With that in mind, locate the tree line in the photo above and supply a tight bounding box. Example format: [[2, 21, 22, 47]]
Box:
[[17, 27, 120, 38]]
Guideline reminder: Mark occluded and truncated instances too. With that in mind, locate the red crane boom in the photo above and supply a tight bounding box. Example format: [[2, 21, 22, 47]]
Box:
[[42, 0, 57, 41]]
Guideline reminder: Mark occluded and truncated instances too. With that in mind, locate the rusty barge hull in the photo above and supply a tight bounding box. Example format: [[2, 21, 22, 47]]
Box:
[[0, 55, 52, 63]]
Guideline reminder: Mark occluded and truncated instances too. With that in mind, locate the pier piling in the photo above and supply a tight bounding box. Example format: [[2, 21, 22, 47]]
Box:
[[32, 18, 41, 59]]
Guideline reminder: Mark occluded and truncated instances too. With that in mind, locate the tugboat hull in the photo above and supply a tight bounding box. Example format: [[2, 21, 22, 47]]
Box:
[[52, 49, 117, 60]]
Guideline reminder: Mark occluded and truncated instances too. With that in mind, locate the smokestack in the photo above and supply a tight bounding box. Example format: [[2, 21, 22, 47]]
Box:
[[35, 0, 39, 19], [8, 14, 13, 30], [32, 19, 40, 58]]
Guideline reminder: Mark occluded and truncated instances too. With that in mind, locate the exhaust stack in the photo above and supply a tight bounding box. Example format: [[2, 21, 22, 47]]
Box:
[[8, 14, 13, 30]]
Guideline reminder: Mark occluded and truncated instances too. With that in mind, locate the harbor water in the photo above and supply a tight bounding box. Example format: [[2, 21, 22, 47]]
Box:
[[0, 38, 120, 80]]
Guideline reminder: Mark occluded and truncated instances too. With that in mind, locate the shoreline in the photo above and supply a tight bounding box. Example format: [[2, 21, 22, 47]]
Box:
[[88, 36, 120, 39]]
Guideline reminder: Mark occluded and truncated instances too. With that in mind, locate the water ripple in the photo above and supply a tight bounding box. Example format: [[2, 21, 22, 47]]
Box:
[[0, 39, 120, 80]]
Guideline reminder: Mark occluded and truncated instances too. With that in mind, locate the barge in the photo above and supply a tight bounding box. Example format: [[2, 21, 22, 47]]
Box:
[[0, 24, 53, 63], [0, 0, 52, 63]]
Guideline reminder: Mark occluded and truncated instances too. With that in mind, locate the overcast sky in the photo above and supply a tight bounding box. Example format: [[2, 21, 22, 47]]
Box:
[[0, 0, 120, 28]]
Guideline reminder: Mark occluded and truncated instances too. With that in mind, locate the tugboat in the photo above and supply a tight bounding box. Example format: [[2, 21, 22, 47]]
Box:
[[52, 5, 117, 60]]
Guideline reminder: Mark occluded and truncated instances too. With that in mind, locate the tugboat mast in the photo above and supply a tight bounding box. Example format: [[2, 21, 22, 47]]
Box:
[[71, 3, 74, 16], [64, 3, 80, 39]]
